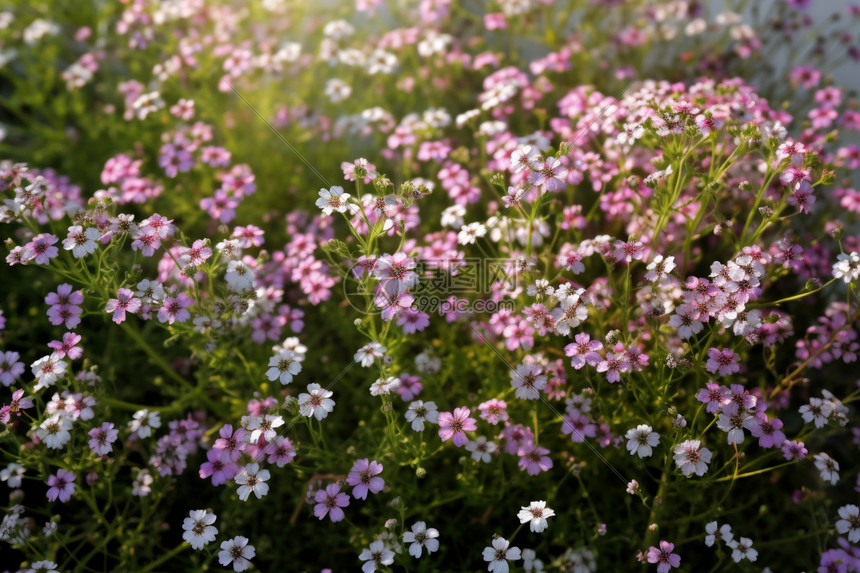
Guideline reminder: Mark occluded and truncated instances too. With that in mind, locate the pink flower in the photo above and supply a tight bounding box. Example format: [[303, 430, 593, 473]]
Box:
[[88, 422, 119, 456], [564, 333, 603, 369], [528, 157, 567, 192], [646, 541, 681, 573], [105, 288, 142, 324], [199, 449, 240, 486], [264, 437, 297, 467], [596, 351, 629, 383], [47, 332, 83, 360], [46, 469, 76, 503], [438, 407, 477, 447], [705, 348, 740, 377], [313, 483, 350, 522], [346, 459, 385, 500], [375, 287, 414, 322], [24, 233, 59, 265], [232, 225, 265, 248], [478, 399, 509, 425], [0, 389, 34, 424]]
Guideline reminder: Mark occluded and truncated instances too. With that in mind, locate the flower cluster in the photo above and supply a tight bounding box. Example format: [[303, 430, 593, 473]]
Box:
[[1, 0, 860, 571]]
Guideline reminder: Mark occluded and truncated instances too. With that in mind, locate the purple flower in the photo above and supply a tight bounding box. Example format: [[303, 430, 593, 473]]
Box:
[[88, 422, 119, 456], [313, 483, 350, 522], [105, 288, 142, 324], [518, 442, 553, 475], [157, 293, 194, 324], [646, 540, 681, 573], [0, 351, 25, 387], [46, 469, 76, 503], [346, 459, 384, 500]]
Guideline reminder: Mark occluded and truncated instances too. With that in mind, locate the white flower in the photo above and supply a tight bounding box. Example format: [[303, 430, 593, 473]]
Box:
[[482, 536, 521, 573], [509, 363, 547, 400], [216, 239, 242, 259], [132, 470, 153, 497], [813, 452, 839, 485], [182, 509, 218, 550], [510, 145, 542, 173], [370, 376, 400, 396], [832, 251, 860, 283], [617, 122, 645, 145], [316, 186, 355, 215], [405, 400, 439, 431], [465, 436, 498, 463], [704, 521, 733, 547], [225, 260, 256, 292], [527, 280, 554, 298], [243, 414, 284, 443], [517, 501, 555, 533], [415, 350, 441, 374], [62, 225, 100, 258], [22, 19, 59, 44], [366, 49, 397, 74], [266, 349, 301, 385], [625, 425, 660, 458], [835, 504, 860, 543], [324, 78, 352, 103], [522, 548, 545, 572], [31, 355, 67, 391], [673, 440, 712, 476], [403, 521, 440, 558], [458, 222, 487, 245], [359, 540, 395, 573], [298, 383, 335, 420], [24, 560, 59, 572], [218, 536, 255, 572], [128, 409, 161, 439], [799, 397, 833, 428], [441, 205, 466, 229], [36, 415, 73, 449], [551, 295, 588, 335], [355, 343, 386, 367], [235, 463, 271, 501], [135, 279, 165, 303], [645, 255, 676, 283], [132, 91, 164, 119], [0, 463, 24, 488], [322, 19, 354, 39], [727, 537, 757, 562], [275, 336, 308, 360]]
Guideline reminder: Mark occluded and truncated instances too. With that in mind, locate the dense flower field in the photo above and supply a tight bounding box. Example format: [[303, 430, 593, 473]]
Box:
[[1, 0, 860, 571]]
